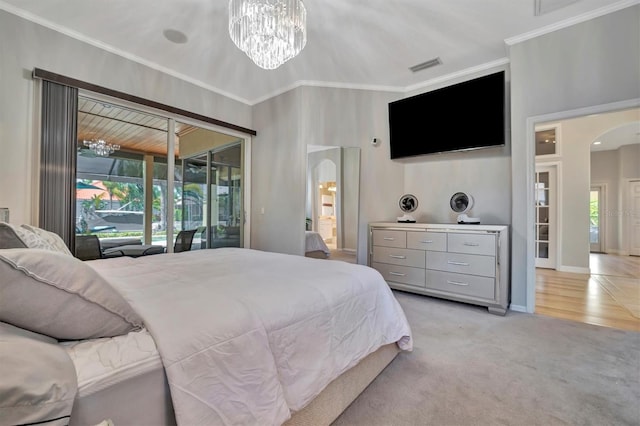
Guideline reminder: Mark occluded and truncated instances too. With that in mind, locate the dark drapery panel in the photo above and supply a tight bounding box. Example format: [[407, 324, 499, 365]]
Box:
[[40, 81, 78, 251]]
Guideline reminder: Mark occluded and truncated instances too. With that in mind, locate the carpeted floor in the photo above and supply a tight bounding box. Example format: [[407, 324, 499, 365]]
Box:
[[333, 291, 640, 426]]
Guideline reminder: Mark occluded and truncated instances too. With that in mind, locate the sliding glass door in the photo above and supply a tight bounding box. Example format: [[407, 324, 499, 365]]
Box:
[[181, 143, 243, 249]]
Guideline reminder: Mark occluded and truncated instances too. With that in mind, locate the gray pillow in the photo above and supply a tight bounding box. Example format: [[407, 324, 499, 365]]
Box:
[[0, 223, 27, 249], [0, 325, 77, 426], [0, 249, 143, 340]]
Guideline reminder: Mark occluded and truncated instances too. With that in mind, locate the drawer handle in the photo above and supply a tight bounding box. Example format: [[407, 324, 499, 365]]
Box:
[[447, 280, 469, 286], [389, 272, 406, 277], [383, 237, 395, 241], [420, 240, 434, 244], [447, 261, 470, 266], [463, 242, 480, 247], [389, 255, 406, 259]]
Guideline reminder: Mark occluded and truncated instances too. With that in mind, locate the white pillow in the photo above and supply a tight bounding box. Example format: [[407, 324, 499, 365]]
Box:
[[20, 224, 72, 256], [0, 324, 77, 425], [0, 249, 143, 340]]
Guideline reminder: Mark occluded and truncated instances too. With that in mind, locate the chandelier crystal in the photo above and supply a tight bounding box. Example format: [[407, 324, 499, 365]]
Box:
[[229, 0, 307, 70], [83, 139, 120, 157]]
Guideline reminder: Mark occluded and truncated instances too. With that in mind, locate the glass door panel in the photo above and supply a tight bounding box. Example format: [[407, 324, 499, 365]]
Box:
[[211, 145, 242, 248], [535, 167, 556, 268], [180, 155, 207, 250], [590, 187, 602, 252]]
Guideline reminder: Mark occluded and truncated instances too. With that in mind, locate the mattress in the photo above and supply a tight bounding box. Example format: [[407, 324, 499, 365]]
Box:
[[61, 329, 175, 425]]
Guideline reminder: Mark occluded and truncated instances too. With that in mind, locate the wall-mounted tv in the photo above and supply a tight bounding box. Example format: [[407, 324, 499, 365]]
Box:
[[389, 71, 505, 159]]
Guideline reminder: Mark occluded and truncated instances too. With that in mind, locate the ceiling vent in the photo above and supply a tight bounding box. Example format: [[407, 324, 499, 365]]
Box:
[[534, 0, 581, 16], [409, 57, 442, 73]]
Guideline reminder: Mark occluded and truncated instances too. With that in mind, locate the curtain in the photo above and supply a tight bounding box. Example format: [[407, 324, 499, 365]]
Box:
[[39, 81, 78, 251]]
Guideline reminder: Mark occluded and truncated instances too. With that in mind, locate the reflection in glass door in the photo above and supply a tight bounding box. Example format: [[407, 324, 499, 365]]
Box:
[[211, 145, 242, 248], [535, 166, 556, 269], [590, 186, 603, 253]]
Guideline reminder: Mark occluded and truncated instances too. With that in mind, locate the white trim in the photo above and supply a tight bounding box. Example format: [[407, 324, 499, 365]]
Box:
[[557, 265, 591, 274], [243, 136, 252, 249], [606, 249, 629, 255], [403, 58, 510, 94], [505, 0, 640, 45], [509, 304, 527, 313], [525, 98, 640, 314]]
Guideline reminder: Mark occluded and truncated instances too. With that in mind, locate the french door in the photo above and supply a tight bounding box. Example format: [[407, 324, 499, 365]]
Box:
[[589, 185, 604, 253], [535, 166, 557, 269]]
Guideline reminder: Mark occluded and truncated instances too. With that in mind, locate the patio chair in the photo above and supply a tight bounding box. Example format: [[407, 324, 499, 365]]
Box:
[[174, 229, 197, 253], [75, 235, 124, 261]]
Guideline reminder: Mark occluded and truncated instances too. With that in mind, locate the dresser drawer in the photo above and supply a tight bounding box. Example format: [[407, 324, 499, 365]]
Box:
[[372, 246, 425, 268], [426, 252, 496, 278], [447, 233, 496, 256], [372, 230, 406, 248], [406, 231, 447, 252], [372, 262, 425, 287], [426, 270, 495, 300]]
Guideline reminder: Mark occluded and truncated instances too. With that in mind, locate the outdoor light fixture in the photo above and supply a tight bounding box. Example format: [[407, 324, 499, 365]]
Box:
[[228, 0, 307, 70], [83, 139, 120, 157]]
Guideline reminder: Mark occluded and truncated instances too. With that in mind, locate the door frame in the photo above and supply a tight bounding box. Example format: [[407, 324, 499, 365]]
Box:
[[524, 98, 640, 313], [589, 183, 607, 253]]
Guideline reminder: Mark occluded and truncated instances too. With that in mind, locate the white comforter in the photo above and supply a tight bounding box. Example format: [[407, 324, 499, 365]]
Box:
[[89, 248, 412, 426], [305, 231, 331, 255]]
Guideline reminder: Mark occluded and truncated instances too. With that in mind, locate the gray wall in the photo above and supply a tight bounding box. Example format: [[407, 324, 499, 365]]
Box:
[[251, 86, 404, 263], [509, 5, 640, 307], [0, 10, 252, 226]]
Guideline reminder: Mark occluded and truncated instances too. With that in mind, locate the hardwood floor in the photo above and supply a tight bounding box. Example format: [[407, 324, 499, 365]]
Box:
[[535, 253, 640, 332]]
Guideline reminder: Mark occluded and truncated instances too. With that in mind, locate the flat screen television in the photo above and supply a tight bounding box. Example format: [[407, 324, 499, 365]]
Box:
[[388, 71, 505, 159]]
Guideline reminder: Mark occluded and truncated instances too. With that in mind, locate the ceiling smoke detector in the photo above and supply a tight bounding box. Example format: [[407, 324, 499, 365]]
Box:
[[409, 57, 442, 73]]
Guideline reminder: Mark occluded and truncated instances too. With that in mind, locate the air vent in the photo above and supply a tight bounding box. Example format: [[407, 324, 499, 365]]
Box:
[[534, 0, 580, 16], [409, 57, 442, 73]]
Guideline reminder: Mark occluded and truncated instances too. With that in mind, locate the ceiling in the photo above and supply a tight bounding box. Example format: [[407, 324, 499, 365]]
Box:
[[1, 0, 631, 104]]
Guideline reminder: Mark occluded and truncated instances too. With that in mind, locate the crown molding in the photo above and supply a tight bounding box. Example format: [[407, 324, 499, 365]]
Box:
[[505, 0, 639, 45], [403, 58, 510, 94], [0, 0, 253, 106]]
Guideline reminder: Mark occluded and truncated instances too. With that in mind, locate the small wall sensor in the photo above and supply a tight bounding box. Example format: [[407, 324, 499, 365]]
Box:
[[371, 138, 379, 146]]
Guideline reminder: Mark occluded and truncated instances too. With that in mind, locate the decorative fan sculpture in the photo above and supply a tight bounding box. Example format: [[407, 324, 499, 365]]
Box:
[[450, 192, 480, 224], [397, 194, 418, 223]]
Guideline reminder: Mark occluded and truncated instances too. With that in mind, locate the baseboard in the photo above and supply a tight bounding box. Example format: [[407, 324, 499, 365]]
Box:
[[557, 265, 590, 274], [509, 304, 527, 313], [605, 249, 629, 255], [340, 248, 357, 254]]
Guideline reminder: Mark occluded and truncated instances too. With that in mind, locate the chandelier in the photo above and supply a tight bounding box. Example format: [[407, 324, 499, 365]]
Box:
[[83, 139, 120, 157], [228, 0, 307, 70]]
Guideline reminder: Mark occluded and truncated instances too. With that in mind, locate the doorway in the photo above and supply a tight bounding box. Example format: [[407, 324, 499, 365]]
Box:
[[528, 102, 640, 330]]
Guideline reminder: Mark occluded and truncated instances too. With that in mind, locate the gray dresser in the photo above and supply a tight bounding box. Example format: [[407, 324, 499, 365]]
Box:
[[369, 222, 510, 315]]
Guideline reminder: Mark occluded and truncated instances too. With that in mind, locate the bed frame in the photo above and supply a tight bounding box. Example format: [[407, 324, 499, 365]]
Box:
[[69, 343, 399, 426]]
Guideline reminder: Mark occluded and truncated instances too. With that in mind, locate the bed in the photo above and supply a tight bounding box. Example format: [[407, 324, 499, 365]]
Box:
[[0, 222, 412, 426], [305, 230, 331, 258]]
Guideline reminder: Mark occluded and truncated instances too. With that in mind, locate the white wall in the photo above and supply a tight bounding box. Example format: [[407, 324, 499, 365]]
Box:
[[0, 10, 252, 226], [509, 5, 640, 308]]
